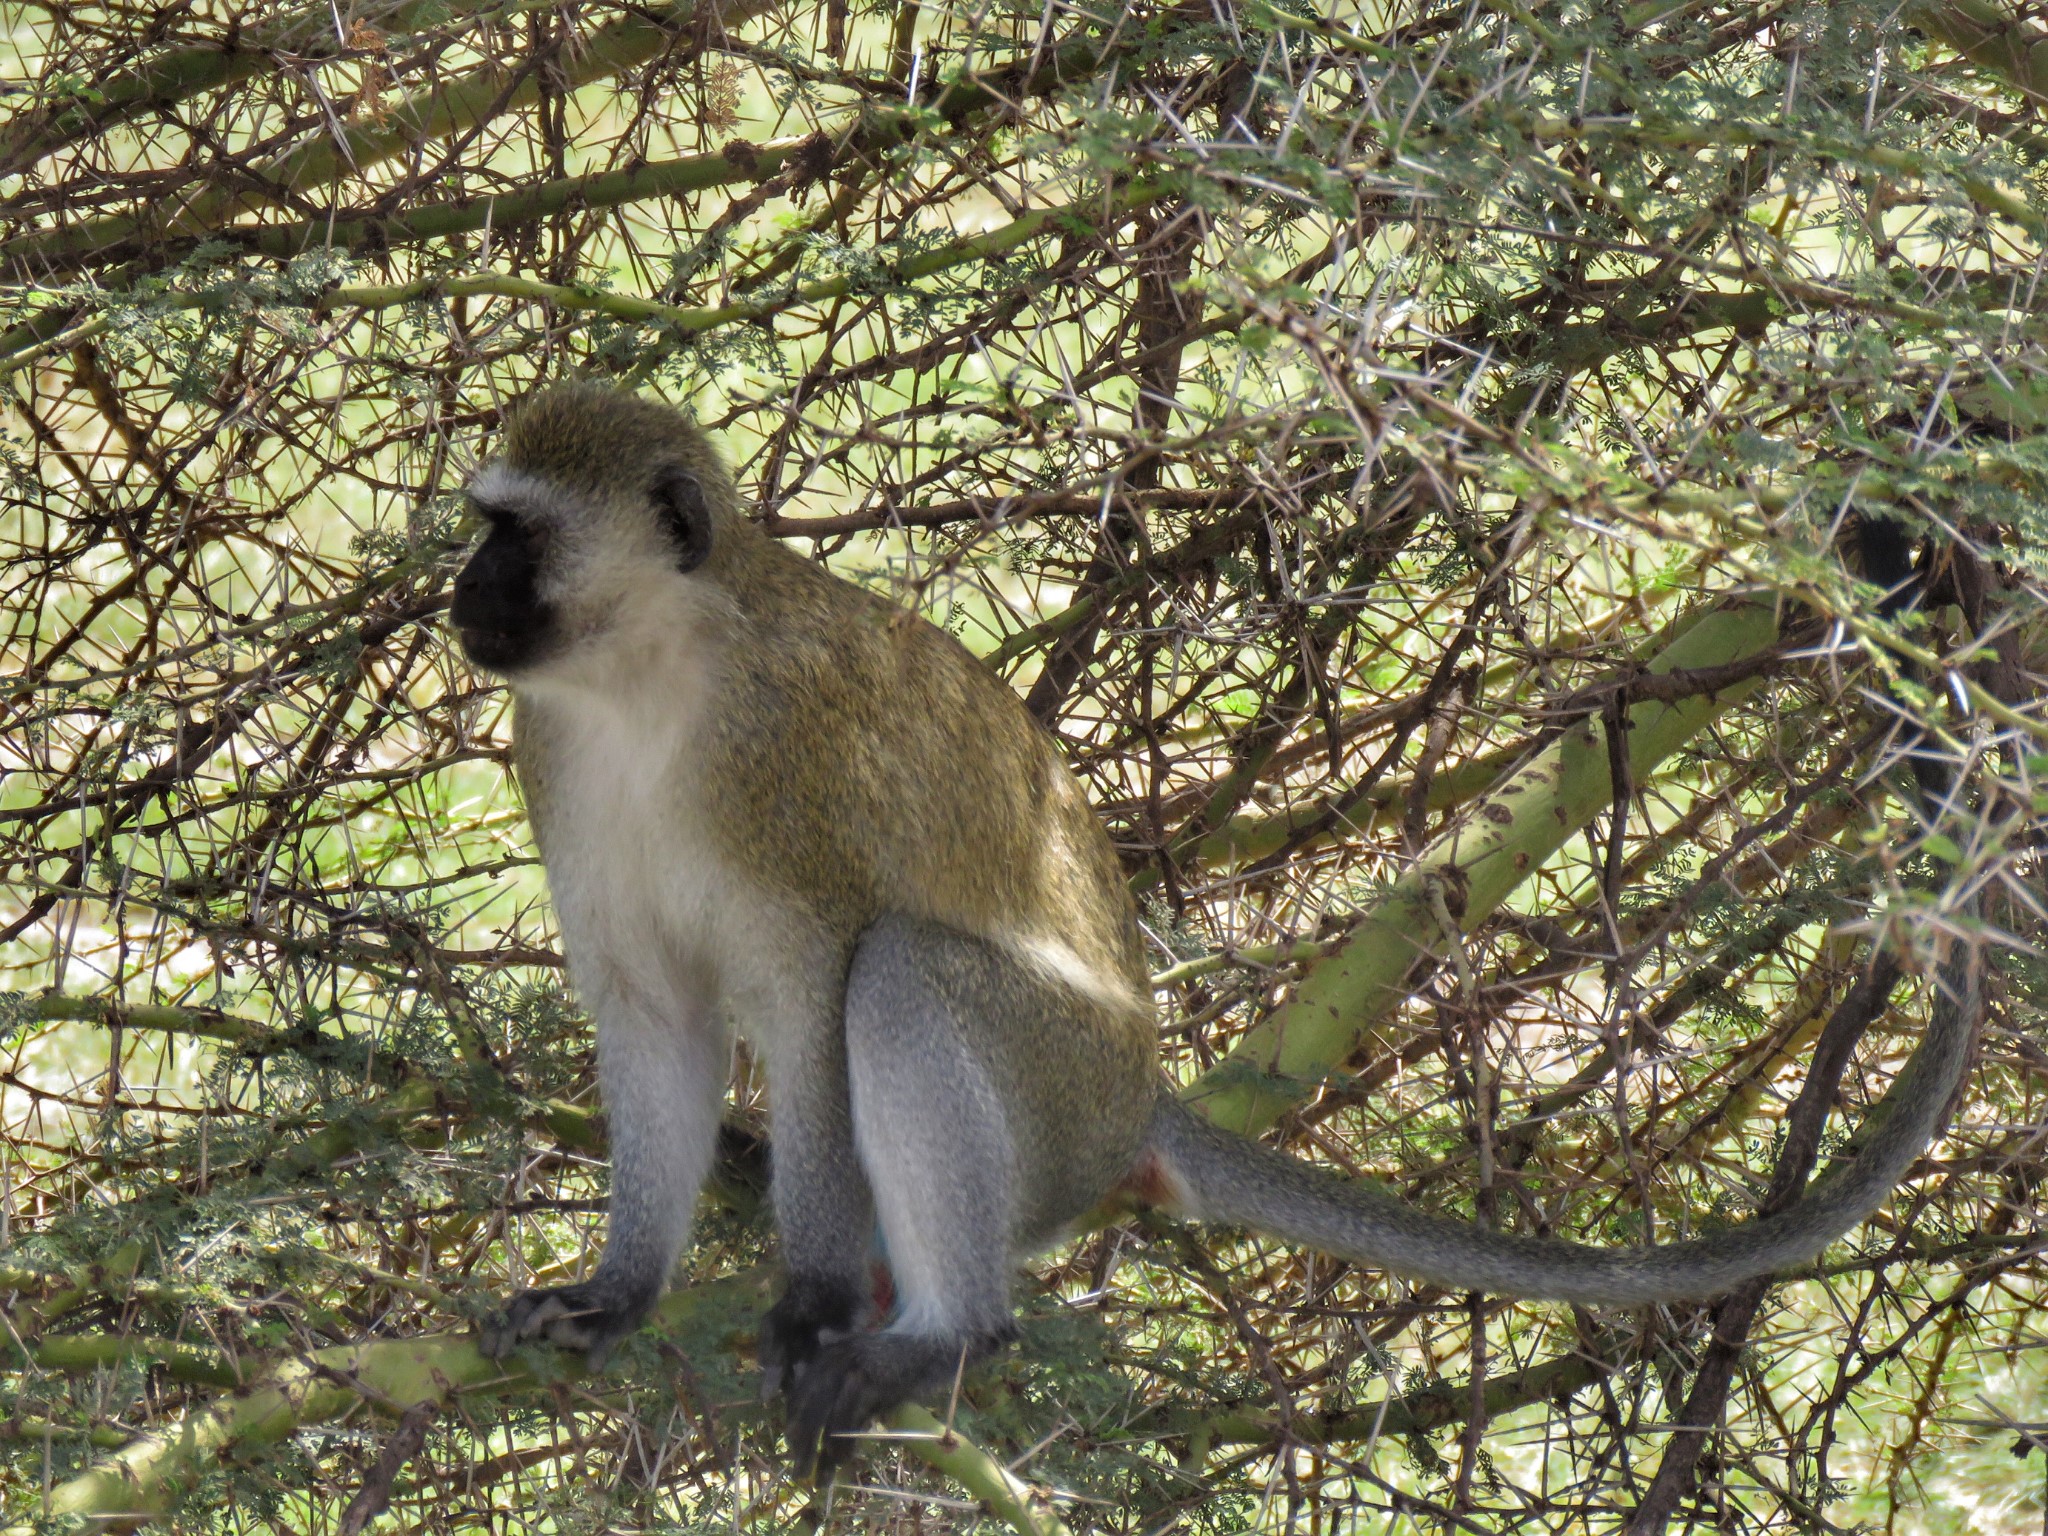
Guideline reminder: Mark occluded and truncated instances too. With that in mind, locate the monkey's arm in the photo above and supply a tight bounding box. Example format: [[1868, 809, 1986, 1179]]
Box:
[[482, 980, 728, 1361], [1150, 938, 1980, 1305]]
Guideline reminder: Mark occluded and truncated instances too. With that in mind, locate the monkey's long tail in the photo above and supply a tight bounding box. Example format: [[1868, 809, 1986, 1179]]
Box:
[[1147, 939, 1981, 1306]]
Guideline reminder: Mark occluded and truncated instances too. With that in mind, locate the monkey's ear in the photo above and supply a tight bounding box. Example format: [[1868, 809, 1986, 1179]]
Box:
[[653, 466, 713, 573]]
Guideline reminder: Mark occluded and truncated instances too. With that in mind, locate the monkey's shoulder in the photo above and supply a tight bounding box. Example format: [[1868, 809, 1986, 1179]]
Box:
[[724, 545, 1045, 760], [708, 543, 1133, 936]]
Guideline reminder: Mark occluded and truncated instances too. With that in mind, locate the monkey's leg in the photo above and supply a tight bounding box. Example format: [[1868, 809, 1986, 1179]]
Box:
[[481, 985, 726, 1363], [753, 1008, 878, 1397], [783, 917, 1025, 1475]]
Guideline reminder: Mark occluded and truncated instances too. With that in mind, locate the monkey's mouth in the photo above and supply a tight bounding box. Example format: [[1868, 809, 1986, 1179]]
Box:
[[457, 624, 548, 674]]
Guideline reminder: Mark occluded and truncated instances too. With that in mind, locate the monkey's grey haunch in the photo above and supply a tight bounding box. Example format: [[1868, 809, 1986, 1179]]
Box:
[[456, 385, 1981, 1472]]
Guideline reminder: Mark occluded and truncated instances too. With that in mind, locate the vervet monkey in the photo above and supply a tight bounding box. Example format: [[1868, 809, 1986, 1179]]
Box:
[[456, 385, 1982, 1472]]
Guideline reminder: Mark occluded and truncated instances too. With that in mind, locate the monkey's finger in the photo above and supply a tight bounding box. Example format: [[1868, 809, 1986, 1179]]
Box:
[[789, 1353, 881, 1482], [812, 1380, 872, 1482], [785, 1361, 847, 1477], [479, 1288, 605, 1360]]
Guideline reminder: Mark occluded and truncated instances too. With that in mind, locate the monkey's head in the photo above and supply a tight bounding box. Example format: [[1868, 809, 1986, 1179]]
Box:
[[451, 384, 741, 679]]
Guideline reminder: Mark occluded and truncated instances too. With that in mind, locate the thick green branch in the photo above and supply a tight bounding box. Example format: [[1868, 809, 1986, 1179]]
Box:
[[1163, 1340, 1615, 1450], [223, 25, 1153, 261], [0, 179, 1167, 380], [0, 0, 500, 175], [1185, 597, 1781, 1136], [1910, 0, 2048, 100], [0, 0, 778, 276], [1, 1273, 1065, 1536]]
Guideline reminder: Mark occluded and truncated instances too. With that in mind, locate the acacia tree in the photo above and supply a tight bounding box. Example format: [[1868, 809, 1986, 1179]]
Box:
[[1, 0, 2044, 1531]]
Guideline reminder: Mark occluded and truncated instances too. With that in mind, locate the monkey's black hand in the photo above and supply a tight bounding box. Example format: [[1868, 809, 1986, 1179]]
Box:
[[757, 1274, 864, 1400], [478, 1280, 652, 1368], [783, 1335, 920, 1480], [783, 1329, 1015, 1480]]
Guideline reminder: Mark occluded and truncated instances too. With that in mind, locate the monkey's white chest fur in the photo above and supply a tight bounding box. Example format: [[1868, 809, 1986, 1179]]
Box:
[[518, 663, 769, 1038]]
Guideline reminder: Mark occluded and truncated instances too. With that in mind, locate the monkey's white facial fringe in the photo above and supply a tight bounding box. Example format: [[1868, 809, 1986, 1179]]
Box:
[[465, 461, 737, 695]]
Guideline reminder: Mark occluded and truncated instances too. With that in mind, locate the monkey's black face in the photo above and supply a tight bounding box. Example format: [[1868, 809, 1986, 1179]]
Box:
[[452, 506, 559, 674]]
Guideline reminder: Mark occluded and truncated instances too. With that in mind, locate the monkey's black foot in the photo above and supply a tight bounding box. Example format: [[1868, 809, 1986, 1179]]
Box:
[[783, 1327, 1015, 1480], [758, 1274, 866, 1400], [478, 1280, 653, 1367]]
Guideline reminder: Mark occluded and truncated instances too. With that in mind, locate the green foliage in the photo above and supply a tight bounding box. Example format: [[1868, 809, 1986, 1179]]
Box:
[[1, 0, 2045, 1531]]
